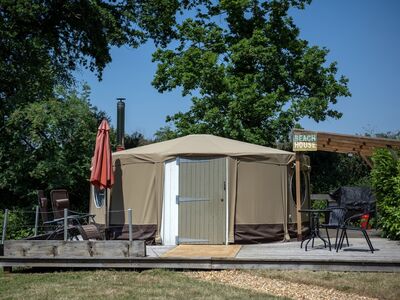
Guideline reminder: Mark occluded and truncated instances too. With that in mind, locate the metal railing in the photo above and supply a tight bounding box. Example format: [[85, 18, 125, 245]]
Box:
[[1, 207, 135, 244]]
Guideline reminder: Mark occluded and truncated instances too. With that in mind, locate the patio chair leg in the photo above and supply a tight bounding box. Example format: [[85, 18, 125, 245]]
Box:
[[345, 231, 349, 247], [337, 228, 346, 252], [362, 230, 374, 253], [336, 230, 342, 252], [334, 227, 340, 250], [325, 227, 331, 251], [311, 236, 314, 248], [339, 230, 345, 250]]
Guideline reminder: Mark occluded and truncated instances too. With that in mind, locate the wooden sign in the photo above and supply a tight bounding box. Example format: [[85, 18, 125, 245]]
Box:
[[293, 131, 317, 151]]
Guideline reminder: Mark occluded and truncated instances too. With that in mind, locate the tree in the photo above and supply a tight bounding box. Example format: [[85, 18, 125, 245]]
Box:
[[0, 86, 104, 210], [124, 131, 153, 149], [371, 131, 400, 140], [0, 0, 184, 207], [152, 0, 350, 145], [308, 152, 370, 194], [0, 0, 184, 122], [371, 149, 400, 240], [154, 126, 178, 142]]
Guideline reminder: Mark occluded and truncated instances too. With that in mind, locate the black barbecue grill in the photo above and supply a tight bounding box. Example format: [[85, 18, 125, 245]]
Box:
[[328, 186, 376, 253], [329, 186, 376, 217]]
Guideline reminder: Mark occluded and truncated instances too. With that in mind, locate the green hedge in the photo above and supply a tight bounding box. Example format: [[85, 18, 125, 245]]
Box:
[[371, 149, 400, 240]]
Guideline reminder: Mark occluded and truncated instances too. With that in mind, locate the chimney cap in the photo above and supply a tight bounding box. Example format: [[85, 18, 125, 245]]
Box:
[[117, 97, 126, 102]]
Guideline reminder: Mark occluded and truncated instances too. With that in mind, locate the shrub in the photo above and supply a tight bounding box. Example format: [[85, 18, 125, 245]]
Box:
[[0, 208, 35, 240], [371, 149, 400, 239]]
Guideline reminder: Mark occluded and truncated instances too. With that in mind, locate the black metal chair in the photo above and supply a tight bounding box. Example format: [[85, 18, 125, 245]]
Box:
[[320, 207, 348, 251], [337, 210, 375, 253]]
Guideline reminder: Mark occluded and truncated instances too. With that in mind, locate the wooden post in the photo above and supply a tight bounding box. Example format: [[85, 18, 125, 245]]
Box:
[[1, 209, 8, 244], [34, 205, 39, 237], [64, 208, 68, 241], [1, 210, 5, 272], [295, 153, 302, 241]]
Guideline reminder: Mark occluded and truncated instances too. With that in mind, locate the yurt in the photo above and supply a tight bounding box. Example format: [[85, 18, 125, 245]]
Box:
[[90, 134, 300, 245]]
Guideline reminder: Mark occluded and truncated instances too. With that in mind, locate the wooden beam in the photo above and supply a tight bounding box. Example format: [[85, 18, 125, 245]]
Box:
[[318, 141, 379, 152], [318, 138, 376, 148], [317, 138, 378, 149], [316, 131, 400, 148], [318, 145, 374, 157], [295, 153, 302, 241], [4, 240, 146, 258], [360, 153, 373, 168], [294, 129, 400, 154], [2, 252, 400, 272]]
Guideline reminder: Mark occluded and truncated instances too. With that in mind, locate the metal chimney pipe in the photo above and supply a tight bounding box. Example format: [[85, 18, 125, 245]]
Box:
[[116, 98, 125, 150]]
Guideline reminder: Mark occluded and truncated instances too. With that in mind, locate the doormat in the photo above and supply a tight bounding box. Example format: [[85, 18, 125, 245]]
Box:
[[162, 245, 241, 258]]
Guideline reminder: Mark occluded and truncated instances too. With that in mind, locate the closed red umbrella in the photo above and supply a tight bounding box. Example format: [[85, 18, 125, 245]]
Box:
[[90, 119, 114, 189]]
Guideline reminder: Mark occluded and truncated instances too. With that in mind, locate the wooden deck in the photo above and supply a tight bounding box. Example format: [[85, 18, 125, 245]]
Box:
[[1, 236, 399, 272]]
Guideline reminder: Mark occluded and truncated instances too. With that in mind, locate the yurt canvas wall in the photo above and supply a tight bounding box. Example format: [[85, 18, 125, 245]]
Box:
[[89, 134, 295, 244]]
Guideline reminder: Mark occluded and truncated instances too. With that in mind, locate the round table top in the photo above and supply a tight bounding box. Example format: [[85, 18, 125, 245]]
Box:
[[298, 208, 332, 213]]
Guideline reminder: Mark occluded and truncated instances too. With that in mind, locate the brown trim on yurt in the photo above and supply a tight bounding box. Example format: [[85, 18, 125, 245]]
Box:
[[108, 224, 157, 243], [234, 224, 286, 243]]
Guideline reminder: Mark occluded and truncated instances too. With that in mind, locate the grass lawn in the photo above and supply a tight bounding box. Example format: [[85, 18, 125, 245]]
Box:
[[251, 270, 400, 300], [0, 269, 283, 300], [1, 268, 399, 300]]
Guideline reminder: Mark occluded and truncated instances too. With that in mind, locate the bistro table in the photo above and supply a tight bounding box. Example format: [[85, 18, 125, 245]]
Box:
[[298, 208, 332, 251]]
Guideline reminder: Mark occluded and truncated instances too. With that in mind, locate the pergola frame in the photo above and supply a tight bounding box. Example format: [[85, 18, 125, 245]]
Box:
[[293, 129, 400, 239]]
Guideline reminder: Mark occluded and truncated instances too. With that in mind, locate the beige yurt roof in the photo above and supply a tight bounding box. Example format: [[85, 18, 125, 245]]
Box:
[[113, 134, 294, 165]]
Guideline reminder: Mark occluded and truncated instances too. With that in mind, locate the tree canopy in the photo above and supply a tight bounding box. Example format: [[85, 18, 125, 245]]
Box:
[[0, 0, 184, 121], [152, 0, 351, 145], [124, 131, 153, 149], [0, 0, 353, 208], [0, 86, 104, 209], [0, 0, 182, 206], [309, 152, 370, 194]]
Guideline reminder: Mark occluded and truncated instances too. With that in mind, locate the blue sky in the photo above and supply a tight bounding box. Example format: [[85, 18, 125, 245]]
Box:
[[76, 0, 400, 139]]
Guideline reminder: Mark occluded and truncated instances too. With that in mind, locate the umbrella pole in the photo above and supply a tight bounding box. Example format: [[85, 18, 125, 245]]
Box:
[[128, 208, 133, 246], [105, 189, 109, 240]]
